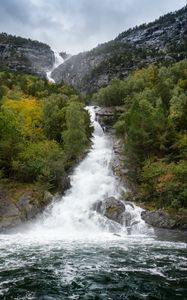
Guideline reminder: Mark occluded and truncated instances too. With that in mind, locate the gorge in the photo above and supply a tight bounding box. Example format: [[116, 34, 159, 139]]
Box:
[[0, 4, 187, 300], [0, 107, 186, 299]]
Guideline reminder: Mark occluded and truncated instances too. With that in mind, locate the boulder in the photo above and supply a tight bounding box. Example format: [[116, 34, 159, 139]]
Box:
[[93, 197, 126, 224], [17, 195, 41, 220], [0, 185, 54, 232], [0, 200, 22, 231], [141, 209, 176, 229]]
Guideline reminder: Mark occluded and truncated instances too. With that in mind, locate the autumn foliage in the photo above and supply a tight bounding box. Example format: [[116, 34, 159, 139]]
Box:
[[0, 71, 91, 189]]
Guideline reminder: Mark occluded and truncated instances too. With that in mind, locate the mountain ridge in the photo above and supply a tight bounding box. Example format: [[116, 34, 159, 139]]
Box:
[[0, 32, 55, 77], [51, 6, 187, 93]]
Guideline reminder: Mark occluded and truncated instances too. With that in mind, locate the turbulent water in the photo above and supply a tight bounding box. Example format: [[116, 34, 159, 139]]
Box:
[[0, 107, 186, 299]]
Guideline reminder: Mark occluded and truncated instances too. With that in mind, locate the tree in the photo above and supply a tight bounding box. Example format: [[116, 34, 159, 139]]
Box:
[[63, 102, 88, 160]]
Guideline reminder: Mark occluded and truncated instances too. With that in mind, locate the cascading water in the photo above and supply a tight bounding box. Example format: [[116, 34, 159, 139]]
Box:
[[0, 107, 186, 299], [26, 106, 150, 240], [46, 50, 64, 82]]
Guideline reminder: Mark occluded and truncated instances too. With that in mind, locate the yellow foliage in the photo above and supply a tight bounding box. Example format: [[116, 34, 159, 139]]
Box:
[[156, 173, 175, 193], [4, 98, 44, 140]]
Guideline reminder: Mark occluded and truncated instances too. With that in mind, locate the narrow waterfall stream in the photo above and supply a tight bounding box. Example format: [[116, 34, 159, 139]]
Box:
[[0, 107, 186, 299], [46, 51, 64, 82]]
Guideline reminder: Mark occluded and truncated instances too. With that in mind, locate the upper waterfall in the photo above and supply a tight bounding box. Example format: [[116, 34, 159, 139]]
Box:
[[46, 50, 64, 83]]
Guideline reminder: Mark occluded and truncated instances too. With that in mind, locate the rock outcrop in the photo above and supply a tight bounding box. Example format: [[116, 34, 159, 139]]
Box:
[[141, 210, 175, 229], [0, 33, 55, 76], [51, 6, 186, 92], [141, 209, 187, 230], [0, 183, 53, 232]]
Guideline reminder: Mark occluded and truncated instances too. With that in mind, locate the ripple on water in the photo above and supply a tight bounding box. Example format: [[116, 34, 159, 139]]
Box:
[[0, 233, 186, 299]]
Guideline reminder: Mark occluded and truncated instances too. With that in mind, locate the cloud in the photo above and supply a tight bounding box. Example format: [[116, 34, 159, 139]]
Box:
[[0, 0, 185, 54]]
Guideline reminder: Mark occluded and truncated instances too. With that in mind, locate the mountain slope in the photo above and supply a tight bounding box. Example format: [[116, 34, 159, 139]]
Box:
[[52, 6, 187, 93], [0, 33, 55, 76]]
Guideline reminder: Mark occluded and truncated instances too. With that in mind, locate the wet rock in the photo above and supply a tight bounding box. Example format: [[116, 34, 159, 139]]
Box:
[[141, 209, 176, 229], [95, 107, 115, 130], [0, 33, 55, 76], [0, 184, 54, 232], [17, 195, 41, 220], [62, 176, 71, 191], [43, 191, 54, 204], [93, 197, 126, 224], [0, 200, 22, 231], [92, 200, 103, 214]]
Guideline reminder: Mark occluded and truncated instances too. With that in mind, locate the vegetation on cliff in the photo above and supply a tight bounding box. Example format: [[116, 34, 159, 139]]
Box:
[[52, 6, 187, 93], [0, 33, 54, 76], [93, 59, 187, 216], [0, 33, 51, 49], [0, 70, 92, 191]]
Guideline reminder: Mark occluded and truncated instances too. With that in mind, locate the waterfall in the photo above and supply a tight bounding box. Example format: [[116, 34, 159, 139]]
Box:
[[27, 106, 151, 240], [46, 51, 64, 82]]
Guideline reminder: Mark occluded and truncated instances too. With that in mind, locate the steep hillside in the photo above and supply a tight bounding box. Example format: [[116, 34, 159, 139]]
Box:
[[52, 6, 187, 93], [0, 33, 55, 76]]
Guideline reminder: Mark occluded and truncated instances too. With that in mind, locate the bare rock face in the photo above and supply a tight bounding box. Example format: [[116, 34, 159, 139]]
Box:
[[0, 200, 22, 231], [51, 51, 105, 91], [0, 33, 55, 76], [141, 210, 176, 229], [0, 185, 54, 232]]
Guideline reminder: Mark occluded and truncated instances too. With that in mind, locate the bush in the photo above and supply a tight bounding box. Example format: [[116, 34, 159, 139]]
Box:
[[12, 140, 65, 188]]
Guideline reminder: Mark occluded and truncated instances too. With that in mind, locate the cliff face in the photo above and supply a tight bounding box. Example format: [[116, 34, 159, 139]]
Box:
[[0, 33, 55, 76], [51, 6, 187, 92]]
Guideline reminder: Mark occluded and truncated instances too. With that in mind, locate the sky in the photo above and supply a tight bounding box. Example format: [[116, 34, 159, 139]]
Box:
[[0, 0, 185, 54]]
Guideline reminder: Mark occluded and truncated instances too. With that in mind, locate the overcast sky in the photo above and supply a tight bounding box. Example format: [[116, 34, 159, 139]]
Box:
[[0, 0, 185, 54]]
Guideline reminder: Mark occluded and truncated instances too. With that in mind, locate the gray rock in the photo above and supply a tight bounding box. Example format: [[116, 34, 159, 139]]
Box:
[[0, 187, 54, 232], [43, 191, 54, 204], [0, 200, 20, 217], [17, 195, 41, 220], [50, 7, 186, 92], [0, 200, 22, 231], [0, 33, 55, 76], [0, 217, 22, 232], [141, 209, 176, 229], [93, 197, 126, 224]]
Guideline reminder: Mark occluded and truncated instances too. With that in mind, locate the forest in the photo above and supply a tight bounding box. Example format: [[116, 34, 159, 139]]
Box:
[[0, 71, 91, 191], [93, 59, 187, 215]]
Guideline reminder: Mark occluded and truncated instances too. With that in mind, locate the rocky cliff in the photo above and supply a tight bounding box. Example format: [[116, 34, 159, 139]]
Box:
[[0, 33, 55, 76], [51, 6, 187, 92]]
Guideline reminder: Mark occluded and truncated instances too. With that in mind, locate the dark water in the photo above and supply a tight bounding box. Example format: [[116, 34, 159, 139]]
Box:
[[0, 232, 186, 300], [0, 108, 186, 299]]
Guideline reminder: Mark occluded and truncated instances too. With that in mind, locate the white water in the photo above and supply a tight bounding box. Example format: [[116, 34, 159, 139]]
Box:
[[18, 106, 150, 241], [0, 107, 151, 243], [46, 50, 64, 82], [0, 108, 186, 300]]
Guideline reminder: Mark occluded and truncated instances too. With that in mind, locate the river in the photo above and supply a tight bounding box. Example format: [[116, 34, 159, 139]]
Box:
[[0, 107, 186, 299]]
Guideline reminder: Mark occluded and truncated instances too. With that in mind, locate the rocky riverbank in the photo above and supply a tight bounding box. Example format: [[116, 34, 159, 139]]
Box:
[[0, 182, 53, 232], [0, 173, 72, 232], [97, 106, 187, 231], [0, 33, 55, 76], [112, 139, 187, 231]]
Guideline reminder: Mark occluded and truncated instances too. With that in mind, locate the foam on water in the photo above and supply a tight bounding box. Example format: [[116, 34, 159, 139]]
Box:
[[0, 108, 186, 299], [5, 106, 151, 242]]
